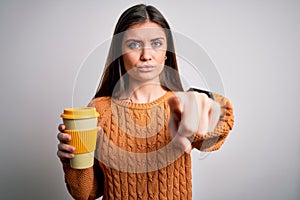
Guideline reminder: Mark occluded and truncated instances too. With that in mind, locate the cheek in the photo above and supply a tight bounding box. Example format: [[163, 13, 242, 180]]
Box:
[[156, 50, 167, 64], [122, 53, 138, 70], [158, 55, 165, 65]]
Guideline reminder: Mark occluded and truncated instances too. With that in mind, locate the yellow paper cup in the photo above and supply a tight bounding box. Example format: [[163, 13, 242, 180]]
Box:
[[61, 107, 99, 169]]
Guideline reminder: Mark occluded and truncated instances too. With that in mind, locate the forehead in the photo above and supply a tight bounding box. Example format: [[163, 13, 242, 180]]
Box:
[[123, 22, 166, 40]]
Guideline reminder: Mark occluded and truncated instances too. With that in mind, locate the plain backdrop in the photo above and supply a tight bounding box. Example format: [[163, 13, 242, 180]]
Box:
[[0, 0, 299, 199]]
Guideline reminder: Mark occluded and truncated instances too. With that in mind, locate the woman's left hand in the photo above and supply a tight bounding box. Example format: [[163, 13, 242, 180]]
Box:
[[168, 91, 220, 153]]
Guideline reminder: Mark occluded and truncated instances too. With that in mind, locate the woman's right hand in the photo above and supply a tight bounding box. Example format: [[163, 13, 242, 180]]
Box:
[[57, 124, 75, 161]]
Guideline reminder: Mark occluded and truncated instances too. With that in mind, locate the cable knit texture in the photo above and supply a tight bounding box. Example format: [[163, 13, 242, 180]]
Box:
[[62, 92, 234, 200]]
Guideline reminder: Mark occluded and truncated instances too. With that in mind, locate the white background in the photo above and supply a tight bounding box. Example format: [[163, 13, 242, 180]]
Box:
[[0, 1, 299, 199]]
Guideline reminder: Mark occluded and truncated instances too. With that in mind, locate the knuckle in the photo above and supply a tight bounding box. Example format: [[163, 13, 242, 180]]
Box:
[[57, 132, 64, 141], [199, 94, 211, 110], [57, 150, 62, 158], [57, 143, 64, 150], [57, 133, 61, 141], [197, 125, 209, 136], [57, 132, 70, 142], [197, 130, 206, 137], [180, 123, 197, 135], [174, 136, 191, 152], [58, 124, 64, 131]]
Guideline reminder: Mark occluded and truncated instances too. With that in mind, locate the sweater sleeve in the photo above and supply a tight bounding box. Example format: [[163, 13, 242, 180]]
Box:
[[61, 158, 104, 200], [61, 100, 105, 200], [192, 93, 234, 152]]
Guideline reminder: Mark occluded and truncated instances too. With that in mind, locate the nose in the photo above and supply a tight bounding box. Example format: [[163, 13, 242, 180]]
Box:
[[140, 47, 152, 61]]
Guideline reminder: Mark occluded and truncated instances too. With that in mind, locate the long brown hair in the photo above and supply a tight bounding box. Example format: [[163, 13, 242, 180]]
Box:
[[94, 4, 183, 98]]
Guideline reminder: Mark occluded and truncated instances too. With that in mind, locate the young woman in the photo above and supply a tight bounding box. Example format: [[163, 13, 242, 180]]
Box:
[[57, 4, 234, 200]]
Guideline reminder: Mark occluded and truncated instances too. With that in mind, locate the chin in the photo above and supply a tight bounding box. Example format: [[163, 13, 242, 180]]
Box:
[[129, 73, 161, 82]]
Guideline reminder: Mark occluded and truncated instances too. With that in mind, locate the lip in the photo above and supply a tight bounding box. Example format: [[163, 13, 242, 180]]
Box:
[[137, 65, 155, 72]]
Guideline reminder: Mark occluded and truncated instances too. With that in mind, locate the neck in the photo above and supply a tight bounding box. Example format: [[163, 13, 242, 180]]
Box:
[[122, 80, 167, 103]]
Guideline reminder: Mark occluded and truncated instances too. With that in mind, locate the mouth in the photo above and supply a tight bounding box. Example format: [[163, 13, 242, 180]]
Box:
[[137, 65, 155, 72]]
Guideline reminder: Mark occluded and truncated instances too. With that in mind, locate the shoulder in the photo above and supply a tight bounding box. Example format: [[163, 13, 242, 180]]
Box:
[[88, 96, 112, 114], [89, 96, 111, 105]]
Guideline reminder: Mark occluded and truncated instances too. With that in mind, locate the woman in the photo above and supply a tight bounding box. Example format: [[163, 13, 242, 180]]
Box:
[[57, 4, 234, 200]]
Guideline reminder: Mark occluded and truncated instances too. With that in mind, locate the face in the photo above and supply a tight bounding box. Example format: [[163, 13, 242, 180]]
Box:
[[121, 22, 167, 83]]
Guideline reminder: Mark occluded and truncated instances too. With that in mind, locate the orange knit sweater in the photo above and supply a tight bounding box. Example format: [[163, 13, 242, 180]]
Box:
[[62, 92, 234, 200]]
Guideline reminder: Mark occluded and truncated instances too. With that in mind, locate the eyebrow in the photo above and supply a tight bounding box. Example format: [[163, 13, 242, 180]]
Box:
[[124, 37, 165, 43], [150, 37, 165, 41]]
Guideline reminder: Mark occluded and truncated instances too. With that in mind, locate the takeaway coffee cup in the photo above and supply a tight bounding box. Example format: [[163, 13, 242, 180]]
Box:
[[61, 107, 99, 169]]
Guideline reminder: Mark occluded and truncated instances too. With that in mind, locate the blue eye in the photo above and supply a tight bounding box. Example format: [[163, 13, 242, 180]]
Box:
[[152, 40, 162, 47], [128, 42, 142, 49]]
